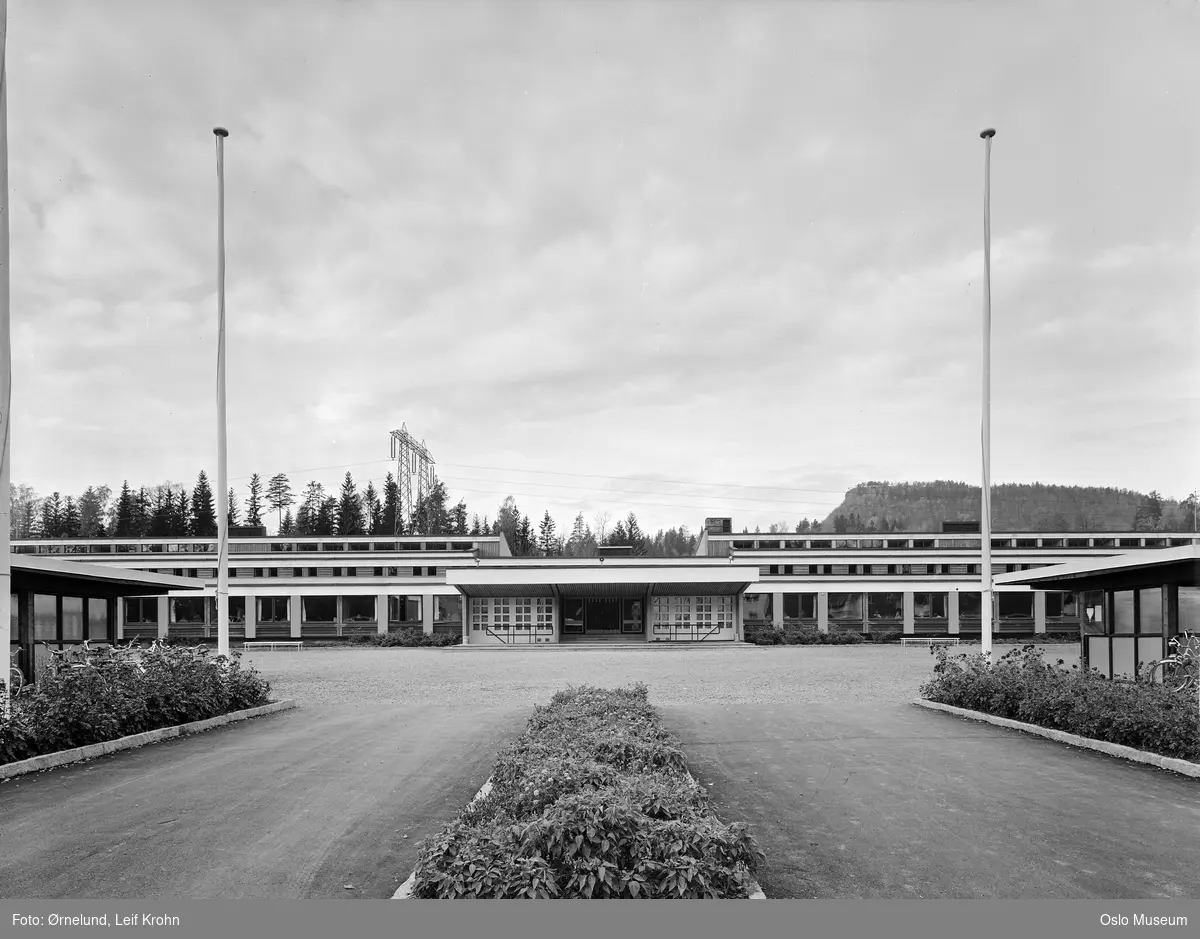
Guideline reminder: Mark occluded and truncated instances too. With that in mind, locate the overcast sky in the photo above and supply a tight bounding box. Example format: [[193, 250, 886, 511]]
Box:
[[7, 0, 1198, 535]]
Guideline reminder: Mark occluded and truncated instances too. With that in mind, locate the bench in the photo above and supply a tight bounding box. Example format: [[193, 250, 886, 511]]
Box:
[[901, 637, 961, 649], [241, 641, 304, 652]]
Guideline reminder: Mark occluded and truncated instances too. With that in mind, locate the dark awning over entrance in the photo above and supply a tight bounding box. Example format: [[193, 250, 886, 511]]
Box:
[[994, 545, 1199, 593], [447, 562, 761, 599], [9, 555, 203, 598]]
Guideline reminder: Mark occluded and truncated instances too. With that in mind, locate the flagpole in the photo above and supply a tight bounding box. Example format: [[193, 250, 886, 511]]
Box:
[[1, 0, 13, 718], [214, 127, 230, 659], [980, 127, 996, 660]]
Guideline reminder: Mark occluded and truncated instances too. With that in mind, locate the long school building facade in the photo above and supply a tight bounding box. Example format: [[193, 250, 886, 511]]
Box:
[[11, 525, 1200, 646]]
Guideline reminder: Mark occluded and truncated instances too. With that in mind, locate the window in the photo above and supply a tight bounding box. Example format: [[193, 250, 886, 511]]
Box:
[[172, 598, 207, 624], [435, 596, 463, 624], [867, 593, 902, 620], [88, 599, 109, 641], [959, 592, 982, 618], [495, 598, 511, 626], [342, 596, 376, 623], [536, 598, 554, 628], [412, 567, 422, 577], [1138, 588, 1163, 633], [828, 593, 863, 621], [257, 597, 290, 624], [514, 598, 533, 629], [62, 597, 84, 641], [207, 596, 247, 625], [914, 593, 948, 619], [388, 596, 422, 624], [253, 568, 264, 578], [997, 593, 1033, 618], [427, 566, 438, 576], [124, 597, 158, 627], [374, 567, 383, 577], [782, 594, 816, 619], [1113, 591, 1134, 634], [742, 594, 772, 622], [1179, 587, 1200, 634], [1045, 591, 1078, 618], [471, 598, 489, 631], [1082, 590, 1105, 634], [302, 596, 338, 623]]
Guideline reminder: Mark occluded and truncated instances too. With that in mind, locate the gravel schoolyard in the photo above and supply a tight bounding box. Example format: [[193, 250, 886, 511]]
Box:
[[245, 642, 1082, 711]]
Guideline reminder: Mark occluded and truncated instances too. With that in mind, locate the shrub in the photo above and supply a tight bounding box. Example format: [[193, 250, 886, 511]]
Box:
[[920, 645, 1200, 763], [0, 644, 272, 766], [409, 683, 765, 899], [744, 623, 864, 645], [347, 631, 461, 648]]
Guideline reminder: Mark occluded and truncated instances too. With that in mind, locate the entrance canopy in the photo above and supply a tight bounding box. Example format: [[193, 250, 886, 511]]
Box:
[[10, 555, 203, 598], [994, 544, 1199, 592], [447, 560, 761, 599]]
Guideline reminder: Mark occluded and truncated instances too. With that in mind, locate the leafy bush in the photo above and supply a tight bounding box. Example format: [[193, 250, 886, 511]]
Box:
[[347, 630, 461, 648], [409, 683, 765, 899], [744, 623, 864, 645], [920, 645, 1200, 763], [0, 644, 272, 766]]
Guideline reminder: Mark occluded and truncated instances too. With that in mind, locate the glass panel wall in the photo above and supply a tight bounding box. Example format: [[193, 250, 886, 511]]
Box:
[[62, 597, 84, 641], [867, 593, 902, 620], [435, 596, 463, 624], [302, 596, 338, 623], [1113, 591, 1135, 634], [87, 599, 109, 641], [34, 595, 56, 640], [1138, 588, 1163, 633], [828, 593, 863, 621], [388, 596, 422, 624], [343, 596, 376, 623]]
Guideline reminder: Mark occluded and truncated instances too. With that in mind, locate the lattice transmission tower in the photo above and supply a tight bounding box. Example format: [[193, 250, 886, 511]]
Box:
[[389, 424, 436, 535]]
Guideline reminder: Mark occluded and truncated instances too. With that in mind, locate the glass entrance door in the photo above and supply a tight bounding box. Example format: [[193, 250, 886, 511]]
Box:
[[583, 598, 622, 634]]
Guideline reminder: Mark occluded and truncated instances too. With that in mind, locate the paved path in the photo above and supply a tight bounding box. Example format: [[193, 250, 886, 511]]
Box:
[[0, 704, 526, 898], [662, 703, 1200, 899]]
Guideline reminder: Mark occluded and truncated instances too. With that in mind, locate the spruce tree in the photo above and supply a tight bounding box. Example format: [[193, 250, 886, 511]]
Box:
[[191, 471, 217, 536], [114, 482, 134, 537], [279, 508, 294, 535], [61, 496, 81, 537], [363, 482, 382, 535], [246, 473, 264, 527], [175, 489, 191, 537], [227, 487, 241, 527], [382, 473, 400, 535], [538, 510, 558, 556], [337, 472, 364, 535]]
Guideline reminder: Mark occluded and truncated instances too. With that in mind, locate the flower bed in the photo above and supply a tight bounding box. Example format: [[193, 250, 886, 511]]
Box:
[[1, 644, 272, 766], [744, 623, 865, 646], [408, 683, 765, 898], [919, 645, 1200, 763]]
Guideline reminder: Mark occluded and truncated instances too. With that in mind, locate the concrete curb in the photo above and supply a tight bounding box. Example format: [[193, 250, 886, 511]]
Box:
[[913, 699, 1200, 779], [0, 701, 297, 781], [393, 770, 767, 899]]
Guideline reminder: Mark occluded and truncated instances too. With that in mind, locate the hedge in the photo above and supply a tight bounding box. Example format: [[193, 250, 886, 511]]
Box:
[[408, 683, 765, 898], [919, 644, 1200, 763], [743, 623, 865, 645], [1, 644, 272, 766], [347, 631, 462, 648]]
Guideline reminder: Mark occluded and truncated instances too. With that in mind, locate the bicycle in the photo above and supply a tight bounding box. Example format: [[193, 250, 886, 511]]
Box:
[[1143, 631, 1199, 693], [7, 649, 24, 697]]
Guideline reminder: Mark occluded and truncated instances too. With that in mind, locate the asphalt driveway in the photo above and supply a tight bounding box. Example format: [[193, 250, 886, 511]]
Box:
[[662, 702, 1200, 899], [0, 703, 526, 898]]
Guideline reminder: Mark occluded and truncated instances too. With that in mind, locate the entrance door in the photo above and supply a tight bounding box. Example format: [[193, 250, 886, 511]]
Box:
[[583, 598, 622, 634]]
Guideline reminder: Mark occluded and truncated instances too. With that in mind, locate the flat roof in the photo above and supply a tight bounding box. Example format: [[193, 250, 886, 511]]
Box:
[[447, 561, 761, 598], [993, 545, 1200, 590], [9, 555, 203, 597]]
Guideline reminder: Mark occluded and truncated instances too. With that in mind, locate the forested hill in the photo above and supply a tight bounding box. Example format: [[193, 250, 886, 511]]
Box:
[[820, 481, 1198, 533]]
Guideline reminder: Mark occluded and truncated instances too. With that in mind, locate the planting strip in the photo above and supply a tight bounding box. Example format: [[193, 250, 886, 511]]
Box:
[[913, 699, 1200, 779], [392, 769, 766, 899], [0, 700, 297, 781]]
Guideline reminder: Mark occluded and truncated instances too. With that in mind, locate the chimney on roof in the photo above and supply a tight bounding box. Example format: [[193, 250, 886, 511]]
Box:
[[704, 517, 732, 535]]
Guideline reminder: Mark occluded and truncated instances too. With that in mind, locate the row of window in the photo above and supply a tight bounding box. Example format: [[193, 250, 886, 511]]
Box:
[[743, 591, 1079, 622], [722, 537, 1192, 552], [1080, 586, 1200, 636], [765, 563, 1009, 576], [649, 595, 736, 627], [143, 566, 443, 579], [14, 594, 112, 643], [14, 540, 491, 555], [124, 595, 463, 626]]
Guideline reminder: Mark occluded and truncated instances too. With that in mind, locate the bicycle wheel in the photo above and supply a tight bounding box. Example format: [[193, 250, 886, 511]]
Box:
[[7, 666, 22, 696]]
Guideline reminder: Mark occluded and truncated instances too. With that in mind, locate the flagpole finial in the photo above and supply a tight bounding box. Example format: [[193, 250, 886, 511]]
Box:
[[980, 128, 996, 139], [213, 127, 229, 138]]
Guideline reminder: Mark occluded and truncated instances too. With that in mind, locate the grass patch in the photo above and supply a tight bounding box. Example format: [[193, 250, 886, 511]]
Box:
[[919, 645, 1200, 763], [409, 683, 765, 898]]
